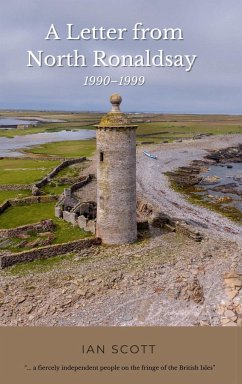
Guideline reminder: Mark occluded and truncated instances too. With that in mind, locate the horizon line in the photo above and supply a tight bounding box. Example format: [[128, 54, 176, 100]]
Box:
[[0, 108, 242, 116]]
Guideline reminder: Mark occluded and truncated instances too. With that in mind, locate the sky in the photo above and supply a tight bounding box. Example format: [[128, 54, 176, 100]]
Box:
[[0, 0, 241, 114]]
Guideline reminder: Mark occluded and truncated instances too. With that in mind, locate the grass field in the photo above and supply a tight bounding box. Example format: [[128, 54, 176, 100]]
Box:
[[0, 190, 32, 204], [136, 121, 242, 143], [0, 158, 60, 185], [17, 113, 242, 154], [0, 201, 91, 252], [0, 202, 58, 228], [0, 159, 92, 252], [1, 111, 242, 144], [0, 110, 102, 121], [1, 111, 242, 155], [0, 156, 89, 202], [24, 139, 96, 158], [24, 119, 242, 157], [41, 184, 69, 195]]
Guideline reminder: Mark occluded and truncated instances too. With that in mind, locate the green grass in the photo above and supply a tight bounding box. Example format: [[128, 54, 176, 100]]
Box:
[[55, 162, 86, 178], [42, 184, 67, 195], [136, 121, 242, 144], [53, 219, 91, 244], [6, 253, 75, 276], [25, 118, 241, 157], [0, 158, 88, 198], [1, 111, 242, 156], [0, 201, 91, 251], [0, 110, 102, 121], [0, 202, 57, 228], [0, 158, 59, 185], [0, 190, 32, 204], [1, 110, 242, 143], [24, 139, 96, 158]]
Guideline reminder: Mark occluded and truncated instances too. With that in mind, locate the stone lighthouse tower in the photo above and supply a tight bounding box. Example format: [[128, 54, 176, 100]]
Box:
[[96, 94, 137, 244]]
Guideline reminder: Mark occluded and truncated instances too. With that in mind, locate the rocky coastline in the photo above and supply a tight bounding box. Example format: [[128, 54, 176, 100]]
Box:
[[166, 144, 242, 222]]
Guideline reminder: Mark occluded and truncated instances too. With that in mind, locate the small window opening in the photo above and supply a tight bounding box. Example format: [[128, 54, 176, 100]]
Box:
[[100, 151, 104, 162]]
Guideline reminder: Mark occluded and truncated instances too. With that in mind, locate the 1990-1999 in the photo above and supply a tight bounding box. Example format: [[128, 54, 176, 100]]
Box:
[[83, 76, 145, 86]]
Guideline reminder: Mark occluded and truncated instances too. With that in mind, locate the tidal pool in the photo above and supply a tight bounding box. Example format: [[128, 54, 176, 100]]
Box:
[[196, 163, 242, 214]]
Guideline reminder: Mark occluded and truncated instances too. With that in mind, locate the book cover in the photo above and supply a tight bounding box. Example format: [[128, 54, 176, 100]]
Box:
[[0, 1, 241, 383]]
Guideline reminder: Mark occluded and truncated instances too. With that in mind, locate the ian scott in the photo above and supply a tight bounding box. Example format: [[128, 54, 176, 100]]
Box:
[[81, 344, 156, 354]]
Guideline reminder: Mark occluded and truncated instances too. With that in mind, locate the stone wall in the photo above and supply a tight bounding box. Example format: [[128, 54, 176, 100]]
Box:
[[0, 238, 102, 269], [77, 215, 96, 234], [70, 174, 92, 192], [10, 195, 58, 206], [0, 219, 55, 239], [35, 157, 86, 188], [0, 184, 32, 191], [61, 211, 96, 234], [55, 174, 96, 233], [63, 211, 78, 226], [0, 200, 11, 214]]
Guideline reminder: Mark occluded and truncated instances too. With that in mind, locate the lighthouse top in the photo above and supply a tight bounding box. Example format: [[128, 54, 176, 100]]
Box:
[[110, 93, 122, 112], [96, 94, 137, 129]]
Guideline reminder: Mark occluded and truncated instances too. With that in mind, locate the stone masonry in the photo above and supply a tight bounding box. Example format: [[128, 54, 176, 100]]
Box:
[[95, 94, 138, 244]]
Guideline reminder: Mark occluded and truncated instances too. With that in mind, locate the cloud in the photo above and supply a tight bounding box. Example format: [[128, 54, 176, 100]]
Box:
[[0, 0, 241, 113]]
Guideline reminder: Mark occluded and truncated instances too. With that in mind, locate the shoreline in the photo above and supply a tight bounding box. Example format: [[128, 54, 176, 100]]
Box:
[[137, 134, 242, 244]]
